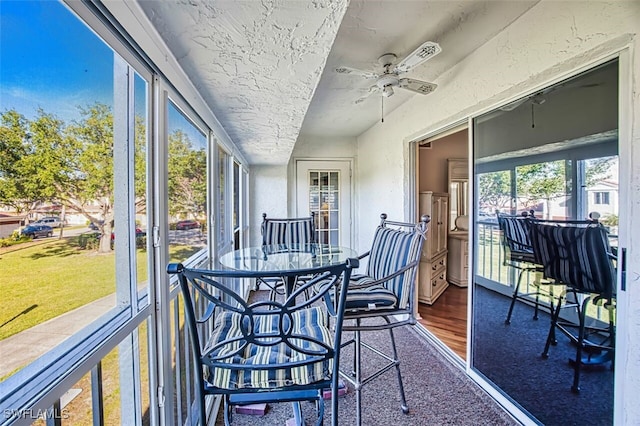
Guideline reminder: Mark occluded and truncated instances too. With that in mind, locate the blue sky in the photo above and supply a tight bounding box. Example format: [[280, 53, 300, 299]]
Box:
[[1, 1, 206, 147], [1, 1, 114, 122]]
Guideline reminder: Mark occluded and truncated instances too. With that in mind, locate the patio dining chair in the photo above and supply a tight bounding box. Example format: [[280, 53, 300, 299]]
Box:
[[167, 257, 357, 426], [529, 220, 616, 393], [260, 212, 316, 301], [497, 210, 552, 324], [261, 212, 316, 248], [338, 213, 429, 425]]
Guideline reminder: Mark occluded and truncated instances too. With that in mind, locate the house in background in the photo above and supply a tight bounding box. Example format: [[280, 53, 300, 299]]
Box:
[[0, 214, 23, 239], [588, 179, 619, 218]]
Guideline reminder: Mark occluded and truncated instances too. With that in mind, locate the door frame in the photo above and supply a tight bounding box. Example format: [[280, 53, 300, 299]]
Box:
[[293, 158, 354, 249], [407, 47, 630, 426], [408, 120, 469, 366]]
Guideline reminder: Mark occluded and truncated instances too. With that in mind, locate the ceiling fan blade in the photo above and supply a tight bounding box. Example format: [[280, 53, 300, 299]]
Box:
[[399, 78, 437, 95], [394, 41, 442, 73], [335, 66, 379, 79], [355, 86, 379, 104]]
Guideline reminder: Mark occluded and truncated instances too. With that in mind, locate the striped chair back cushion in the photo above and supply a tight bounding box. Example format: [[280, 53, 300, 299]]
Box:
[[367, 226, 424, 309], [499, 216, 533, 253], [262, 217, 315, 247], [529, 223, 615, 297]]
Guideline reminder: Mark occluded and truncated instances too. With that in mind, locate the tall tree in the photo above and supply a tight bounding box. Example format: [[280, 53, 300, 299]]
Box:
[[1, 105, 116, 252], [477, 170, 512, 213], [134, 114, 148, 216], [516, 161, 566, 217], [63, 103, 115, 252], [0, 110, 40, 217], [0, 109, 73, 222], [167, 130, 207, 221], [2, 104, 208, 252]]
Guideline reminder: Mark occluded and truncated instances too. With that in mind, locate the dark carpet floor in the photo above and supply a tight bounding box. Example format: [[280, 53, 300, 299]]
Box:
[[472, 285, 614, 426], [215, 292, 517, 425]]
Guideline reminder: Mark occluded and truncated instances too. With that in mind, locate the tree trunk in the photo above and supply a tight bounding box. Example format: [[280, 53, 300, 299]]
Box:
[[58, 205, 66, 240], [98, 221, 113, 253]]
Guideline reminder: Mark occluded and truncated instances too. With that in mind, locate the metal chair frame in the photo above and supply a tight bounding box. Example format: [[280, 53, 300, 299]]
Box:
[[499, 211, 603, 325], [530, 220, 616, 393], [497, 211, 554, 324], [338, 213, 429, 425], [167, 257, 357, 426]]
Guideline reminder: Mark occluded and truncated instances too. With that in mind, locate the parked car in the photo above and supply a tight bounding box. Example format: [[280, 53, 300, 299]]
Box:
[[21, 225, 54, 239], [33, 216, 63, 228], [477, 211, 498, 224], [88, 220, 104, 231], [175, 219, 200, 230]]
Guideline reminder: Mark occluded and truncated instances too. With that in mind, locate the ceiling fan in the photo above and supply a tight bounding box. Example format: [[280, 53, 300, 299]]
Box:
[[335, 41, 442, 104], [500, 80, 602, 112]]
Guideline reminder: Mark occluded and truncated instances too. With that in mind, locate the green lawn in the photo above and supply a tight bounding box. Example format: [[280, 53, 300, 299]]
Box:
[[0, 237, 198, 340]]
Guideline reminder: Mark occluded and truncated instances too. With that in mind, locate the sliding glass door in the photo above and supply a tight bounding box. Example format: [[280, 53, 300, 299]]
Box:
[[471, 59, 619, 425]]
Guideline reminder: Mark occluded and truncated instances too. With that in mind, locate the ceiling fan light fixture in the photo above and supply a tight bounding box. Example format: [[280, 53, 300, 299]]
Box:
[[382, 85, 394, 97]]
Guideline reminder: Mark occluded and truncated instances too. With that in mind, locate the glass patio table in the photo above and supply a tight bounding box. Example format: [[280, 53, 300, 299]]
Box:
[[219, 243, 358, 297]]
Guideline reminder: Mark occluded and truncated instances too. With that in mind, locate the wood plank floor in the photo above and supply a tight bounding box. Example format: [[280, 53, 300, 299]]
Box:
[[417, 285, 468, 359]]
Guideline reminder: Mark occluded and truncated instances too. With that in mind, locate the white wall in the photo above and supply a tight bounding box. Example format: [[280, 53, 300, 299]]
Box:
[[354, 1, 640, 423], [292, 134, 357, 158], [249, 138, 359, 253], [249, 165, 288, 246], [288, 134, 359, 247]]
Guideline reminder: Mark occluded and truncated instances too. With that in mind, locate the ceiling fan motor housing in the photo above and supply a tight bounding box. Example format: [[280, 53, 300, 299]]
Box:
[[376, 74, 399, 91]]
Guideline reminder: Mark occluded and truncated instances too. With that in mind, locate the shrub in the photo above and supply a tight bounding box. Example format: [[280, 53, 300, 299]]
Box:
[[0, 232, 31, 247], [600, 214, 618, 227], [78, 233, 101, 250], [136, 235, 147, 250]]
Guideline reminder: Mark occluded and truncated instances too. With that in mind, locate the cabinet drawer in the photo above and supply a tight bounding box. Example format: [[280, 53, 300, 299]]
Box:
[[431, 271, 447, 293], [431, 253, 447, 274], [418, 257, 449, 305]]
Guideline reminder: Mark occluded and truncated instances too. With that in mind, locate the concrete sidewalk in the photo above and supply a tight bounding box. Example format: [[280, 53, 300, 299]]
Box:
[[0, 294, 115, 378]]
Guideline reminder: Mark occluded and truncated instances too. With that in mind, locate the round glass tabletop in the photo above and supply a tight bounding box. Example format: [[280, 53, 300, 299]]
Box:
[[219, 243, 358, 273]]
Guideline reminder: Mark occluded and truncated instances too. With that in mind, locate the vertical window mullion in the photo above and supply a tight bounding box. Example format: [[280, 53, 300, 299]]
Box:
[[113, 55, 143, 425], [576, 159, 587, 218]]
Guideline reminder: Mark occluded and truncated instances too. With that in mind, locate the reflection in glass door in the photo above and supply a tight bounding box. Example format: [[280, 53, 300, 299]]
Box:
[[471, 59, 618, 425]]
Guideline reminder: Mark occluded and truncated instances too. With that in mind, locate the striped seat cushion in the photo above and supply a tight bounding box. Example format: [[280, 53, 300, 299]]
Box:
[[344, 279, 398, 310], [323, 274, 398, 311], [203, 306, 333, 390]]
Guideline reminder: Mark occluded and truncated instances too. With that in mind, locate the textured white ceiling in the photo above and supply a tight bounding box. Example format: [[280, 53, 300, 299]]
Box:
[[138, 0, 348, 165], [303, 0, 541, 137], [138, 0, 540, 165]]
